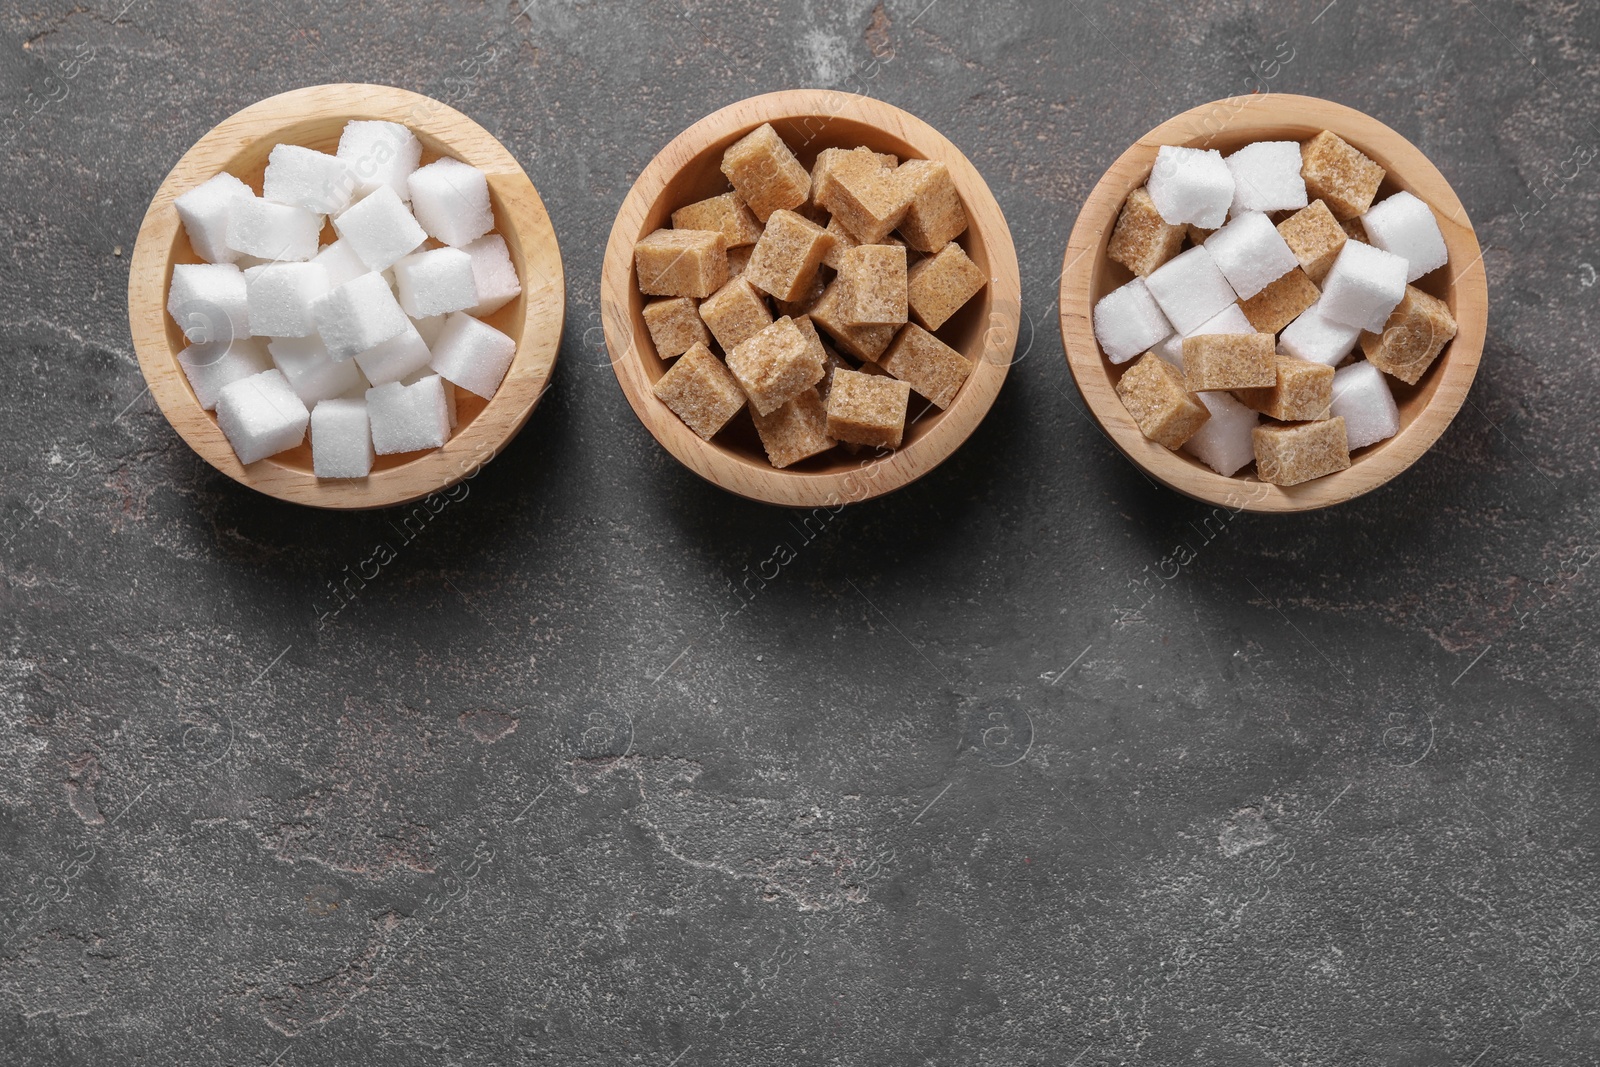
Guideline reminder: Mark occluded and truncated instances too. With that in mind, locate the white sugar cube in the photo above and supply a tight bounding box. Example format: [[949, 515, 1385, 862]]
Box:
[[1156, 303, 1255, 369], [177, 337, 271, 410], [1203, 211, 1299, 299], [332, 185, 427, 271], [168, 263, 250, 344], [403, 367, 458, 430], [430, 312, 517, 398], [244, 262, 329, 338], [225, 196, 322, 262], [1319, 241, 1408, 332], [1360, 191, 1448, 282], [412, 314, 447, 347], [314, 240, 369, 288], [393, 247, 479, 318], [1145, 246, 1238, 335], [1182, 389, 1260, 477], [367, 375, 450, 454], [1225, 141, 1308, 215], [1277, 298, 1362, 366], [1147, 145, 1234, 229], [355, 323, 433, 385], [215, 368, 309, 464], [337, 120, 423, 202], [174, 172, 251, 264], [461, 235, 522, 317], [1092, 278, 1172, 364], [310, 398, 374, 478], [268, 335, 367, 405], [1330, 361, 1400, 450], [407, 157, 494, 248], [263, 143, 356, 216], [315, 272, 410, 360]]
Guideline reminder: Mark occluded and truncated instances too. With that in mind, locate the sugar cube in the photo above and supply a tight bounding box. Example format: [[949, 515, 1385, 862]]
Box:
[[811, 148, 895, 211], [752, 387, 836, 468], [745, 209, 835, 303], [267, 335, 367, 405], [879, 323, 971, 409], [429, 312, 516, 399], [1182, 389, 1259, 476], [263, 143, 355, 216], [1145, 246, 1238, 335], [1234, 356, 1335, 421], [672, 192, 763, 248], [726, 316, 824, 415], [1359, 191, 1448, 282], [407, 157, 494, 248], [310, 398, 374, 478], [353, 323, 433, 386], [333, 186, 427, 272], [1108, 187, 1186, 277], [1277, 299, 1362, 366], [167, 263, 250, 344], [225, 196, 322, 262], [1225, 141, 1309, 215], [818, 150, 910, 243], [1204, 211, 1299, 299], [404, 367, 458, 429], [392, 247, 479, 318], [1358, 285, 1457, 384], [698, 277, 774, 352], [366, 375, 450, 454], [460, 235, 522, 317], [1115, 352, 1210, 449], [1300, 131, 1385, 219], [1276, 200, 1348, 284], [337, 120, 422, 202], [1239, 268, 1319, 334], [1146, 145, 1234, 229], [720, 123, 810, 222], [1253, 417, 1351, 486], [1183, 333, 1275, 391], [907, 241, 985, 331], [174, 172, 252, 264], [215, 368, 310, 464], [653, 341, 746, 440], [836, 244, 908, 326], [894, 159, 968, 252], [1319, 241, 1409, 332], [809, 279, 897, 362], [643, 297, 712, 359], [177, 337, 272, 410], [826, 368, 910, 449], [1093, 278, 1173, 364], [314, 240, 369, 288], [635, 228, 729, 298], [244, 262, 329, 338], [315, 272, 410, 360]]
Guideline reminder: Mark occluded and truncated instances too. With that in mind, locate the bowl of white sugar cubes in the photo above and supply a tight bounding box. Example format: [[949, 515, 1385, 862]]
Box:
[[1060, 95, 1487, 513], [128, 84, 564, 509]]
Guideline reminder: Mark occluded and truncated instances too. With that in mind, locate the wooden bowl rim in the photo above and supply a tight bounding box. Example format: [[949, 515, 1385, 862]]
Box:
[[601, 89, 1022, 509], [127, 82, 566, 511], [1059, 93, 1489, 514]]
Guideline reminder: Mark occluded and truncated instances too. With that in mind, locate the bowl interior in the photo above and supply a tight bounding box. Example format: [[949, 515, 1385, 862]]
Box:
[[625, 114, 1000, 476], [159, 117, 529, 478]]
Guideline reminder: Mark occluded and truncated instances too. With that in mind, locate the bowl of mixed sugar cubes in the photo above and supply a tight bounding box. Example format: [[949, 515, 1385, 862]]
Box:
[[1068, 97, 1486, 509], [168, 120, 520, 477]]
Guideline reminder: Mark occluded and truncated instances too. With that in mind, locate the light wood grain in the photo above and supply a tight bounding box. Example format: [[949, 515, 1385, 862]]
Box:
[[601, 90, 1021, 508], [1059, 94, 1489, 514], [128, 83, 565, 510]]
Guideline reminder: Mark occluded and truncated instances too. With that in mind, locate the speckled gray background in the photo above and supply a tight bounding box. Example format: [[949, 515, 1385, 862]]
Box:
[[2, 1, 1597, 1064]]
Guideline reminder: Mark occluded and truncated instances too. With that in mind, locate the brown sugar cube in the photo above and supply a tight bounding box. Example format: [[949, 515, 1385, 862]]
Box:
[[907, 242, 985, 331], [879, 323, 972, 409], [720, 123, 810, 222], [752, 386, 836, 468], [671, 192, 764, 248], [727, 244, 753, 279], [826, 368, 910, 449], [836, 244, 908, 327], [642, 297, 711, 360], [745, 209, 835, 303], [1359, 285, 1458, 385], [635, 228, 728, 298], [809, 277, 897, 361], [1253, 417, 1352, 486], [1276, 200, 1348, 284], [652, 342, 745, 440], [1239, 268, 1320, 334], [1108, 187, 1187, 277], [698, 276, 774, 352], [775, 272, 828, 318], [811, 147, 896, 210], [894, 159, 968, 252], [725, 315, 824, 416], [1114, 352, 1210, 449], [1234, 356, 1335, 421], [1183, 333, 1276, 391], [1301, 131, 1385, 219], [818, 150, 911, 244]]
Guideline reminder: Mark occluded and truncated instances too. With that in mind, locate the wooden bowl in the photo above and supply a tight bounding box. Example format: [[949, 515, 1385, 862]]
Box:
[[1060, 95, 1488, 513], [601, 90, 1021, 508], [128, 83, 565, 510]]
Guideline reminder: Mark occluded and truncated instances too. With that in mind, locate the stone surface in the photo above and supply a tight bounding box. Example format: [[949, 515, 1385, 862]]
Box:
[[0, 3, 1596, 1066]]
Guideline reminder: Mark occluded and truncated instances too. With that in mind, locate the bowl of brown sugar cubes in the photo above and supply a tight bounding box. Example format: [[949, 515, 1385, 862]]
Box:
[[1060, 95, 1488, 513], [602, 90, 1021, 507], [128, 84, 564, 509]]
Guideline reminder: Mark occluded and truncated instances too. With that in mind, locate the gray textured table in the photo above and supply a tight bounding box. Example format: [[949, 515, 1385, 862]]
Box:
[[3, 2, 1597, 1064]]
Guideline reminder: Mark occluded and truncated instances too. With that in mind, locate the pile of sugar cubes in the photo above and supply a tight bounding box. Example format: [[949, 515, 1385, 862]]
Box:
[[167, 120, 523, 478], [637, 123, 986, 468], [1094, 130, 1457, 486]]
